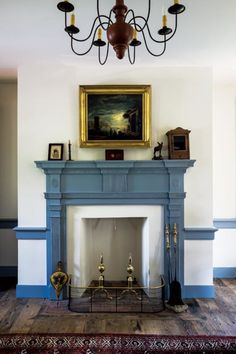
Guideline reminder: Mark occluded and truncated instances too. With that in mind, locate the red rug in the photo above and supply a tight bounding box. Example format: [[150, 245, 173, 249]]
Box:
[[0, 334, 236, 353]]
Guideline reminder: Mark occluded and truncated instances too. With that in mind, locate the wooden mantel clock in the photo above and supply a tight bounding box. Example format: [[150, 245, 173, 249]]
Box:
[[166, 127, 191, 159]]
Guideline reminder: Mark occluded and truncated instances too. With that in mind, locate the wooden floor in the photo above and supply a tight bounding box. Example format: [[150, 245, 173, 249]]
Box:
[[0, 279, 236, 335]]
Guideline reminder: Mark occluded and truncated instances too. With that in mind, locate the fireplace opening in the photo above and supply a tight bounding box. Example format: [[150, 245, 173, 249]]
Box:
[[67, 205, 164, 289]]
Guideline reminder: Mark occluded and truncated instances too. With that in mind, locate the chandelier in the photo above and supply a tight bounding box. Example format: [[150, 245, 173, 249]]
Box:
[[57, 0, 186, 65]]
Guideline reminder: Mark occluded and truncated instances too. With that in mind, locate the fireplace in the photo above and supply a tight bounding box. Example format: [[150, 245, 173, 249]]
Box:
[[32, 159, 194, 299], [67, 205, 164, 288]]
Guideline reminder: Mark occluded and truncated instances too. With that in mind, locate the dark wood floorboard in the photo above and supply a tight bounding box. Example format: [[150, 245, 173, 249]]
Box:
[[0, 278, 236, 335]]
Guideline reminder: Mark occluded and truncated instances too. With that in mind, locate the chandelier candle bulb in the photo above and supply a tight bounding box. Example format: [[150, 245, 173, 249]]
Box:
[[98, 28, 102, 40], [174, 0, 179, 4], [70, 14, 75, 26], [162, 14, 167, 27]]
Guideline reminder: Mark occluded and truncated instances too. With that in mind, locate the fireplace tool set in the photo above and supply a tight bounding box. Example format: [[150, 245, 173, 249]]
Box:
[[165, 223, 188, 312]]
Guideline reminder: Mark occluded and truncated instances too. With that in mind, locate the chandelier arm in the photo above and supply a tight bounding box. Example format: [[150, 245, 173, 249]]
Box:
[[70, 32, 96, 56], [125, 0, 151, 32], [164, 14, 178, 42], [64, 12, 68, 28], [127, 45, 136, 65], [98, 43, 110, 65], [67, 18, 109, 43], [129, 20, 168, 45], [97, 0, 113, 30], [130, 13, 178, 44], [142, 31, 167, 57], [125, 11, 146, 32], [143, 20, 172, 44]]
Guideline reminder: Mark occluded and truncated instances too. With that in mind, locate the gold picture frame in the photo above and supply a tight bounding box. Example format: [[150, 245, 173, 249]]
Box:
[[79, 85, 151, 148]]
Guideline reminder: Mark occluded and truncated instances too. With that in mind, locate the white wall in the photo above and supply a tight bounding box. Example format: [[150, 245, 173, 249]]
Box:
[[0, 82, 17, 267], [213, 84, 236, 218], [213, 83, 236, 268], [185, 241, 213, 285], [17, 62, 214, 286]]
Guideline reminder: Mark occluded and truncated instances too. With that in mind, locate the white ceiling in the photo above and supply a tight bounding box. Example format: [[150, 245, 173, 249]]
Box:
[[1, 0, 236, 81]]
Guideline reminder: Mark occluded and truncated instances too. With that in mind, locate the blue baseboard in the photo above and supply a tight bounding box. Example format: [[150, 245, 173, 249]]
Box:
[[0, 266, 17, 277], [213, 267, 236, 278], [16, 285, 48, 298], [184, 285, 215, 298]]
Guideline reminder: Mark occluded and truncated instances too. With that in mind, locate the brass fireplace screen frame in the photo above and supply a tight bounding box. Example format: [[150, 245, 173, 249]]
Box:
[[68, 276, 165, 313]]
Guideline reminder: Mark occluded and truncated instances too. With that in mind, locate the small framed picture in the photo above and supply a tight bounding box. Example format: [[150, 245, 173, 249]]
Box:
[[48, 143, 64, 160]]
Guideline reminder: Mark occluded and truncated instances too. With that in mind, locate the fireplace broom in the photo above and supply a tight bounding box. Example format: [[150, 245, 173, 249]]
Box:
[[167, 223, 185, 307]]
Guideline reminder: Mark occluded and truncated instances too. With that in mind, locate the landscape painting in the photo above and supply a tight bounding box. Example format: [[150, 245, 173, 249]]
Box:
[[80, 85, 151, 148]]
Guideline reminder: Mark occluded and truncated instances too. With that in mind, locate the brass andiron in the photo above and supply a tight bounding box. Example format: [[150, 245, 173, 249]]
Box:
[[127, 253, 134, 288], [119, 253, 141, 300], [93, 254, 112, 300], [98, 254, 105, 287]]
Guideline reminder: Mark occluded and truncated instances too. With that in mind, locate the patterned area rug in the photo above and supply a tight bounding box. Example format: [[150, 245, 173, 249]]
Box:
[[0, 334, 236, 353]]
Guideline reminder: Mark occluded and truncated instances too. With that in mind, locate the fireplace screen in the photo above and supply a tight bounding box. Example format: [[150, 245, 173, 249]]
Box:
[[68, 277, 165, 313]]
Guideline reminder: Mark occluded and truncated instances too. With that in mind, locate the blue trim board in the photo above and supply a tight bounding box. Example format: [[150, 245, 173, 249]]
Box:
[[184, 285, 215, 299], [0, 219, 17, 229], [213, 267, 236, 278], [15, 227, 47, 240], [0, 266, 17, 277], [16, 285, 48, 298], [213, 218, 236, 229], [184, 227, 218, 240]]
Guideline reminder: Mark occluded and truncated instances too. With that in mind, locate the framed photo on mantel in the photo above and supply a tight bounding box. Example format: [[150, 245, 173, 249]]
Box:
[[79, 85, 151, 148], [48, 143, 64, 161]]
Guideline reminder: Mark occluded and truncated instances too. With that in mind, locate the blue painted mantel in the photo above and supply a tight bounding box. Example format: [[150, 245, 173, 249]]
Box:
[[27, 159, 194, 299]]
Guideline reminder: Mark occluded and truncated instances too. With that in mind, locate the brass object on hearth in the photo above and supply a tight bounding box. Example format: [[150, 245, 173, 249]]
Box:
[[98, 254, 105, 287], [119, 253, 141, 301], [68, 275, 166, 313], [93, 254, 112, 300], [50, 261, 69, 302]]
